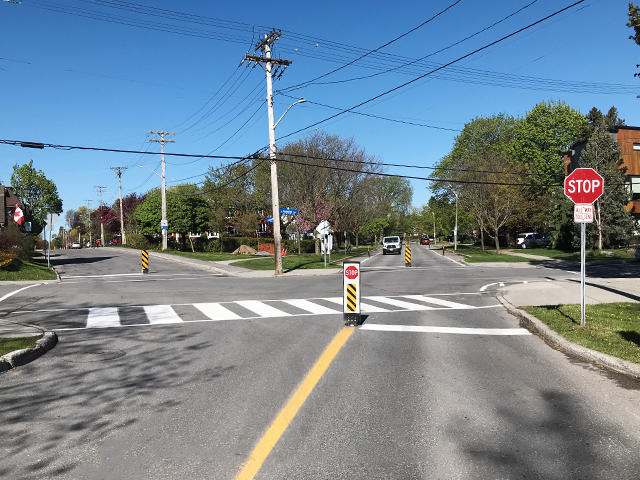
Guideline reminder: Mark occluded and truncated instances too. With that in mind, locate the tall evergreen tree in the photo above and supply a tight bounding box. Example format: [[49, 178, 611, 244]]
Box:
[[578, 129, 635, 249]]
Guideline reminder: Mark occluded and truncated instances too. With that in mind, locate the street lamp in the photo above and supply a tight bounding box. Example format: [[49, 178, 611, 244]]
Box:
[[269, 98, 306, 275], [139, 165, 167, 249]]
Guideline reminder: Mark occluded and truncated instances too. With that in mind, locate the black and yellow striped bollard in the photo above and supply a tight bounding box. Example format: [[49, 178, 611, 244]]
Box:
[[142, 249, 149, 274], [405, 245, 411, 267]]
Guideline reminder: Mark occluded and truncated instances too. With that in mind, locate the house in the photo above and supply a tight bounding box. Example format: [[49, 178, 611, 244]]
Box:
[[563, 126, 640, 223], [0, 185, 20, 229]]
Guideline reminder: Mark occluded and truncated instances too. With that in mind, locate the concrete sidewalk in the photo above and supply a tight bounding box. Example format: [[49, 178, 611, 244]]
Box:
[[501, 277, 640, 307]]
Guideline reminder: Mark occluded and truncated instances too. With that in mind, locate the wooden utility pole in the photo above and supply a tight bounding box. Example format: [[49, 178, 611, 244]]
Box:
[[111, 167, 128, 245], [149, 131, 175, 251], [242, 30, 292, 275], [95, 185, 107, 246], [85, 199, 93, 247]]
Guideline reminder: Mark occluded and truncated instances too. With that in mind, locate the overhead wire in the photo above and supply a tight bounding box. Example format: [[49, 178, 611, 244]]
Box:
[[274, 0, 589, 143]]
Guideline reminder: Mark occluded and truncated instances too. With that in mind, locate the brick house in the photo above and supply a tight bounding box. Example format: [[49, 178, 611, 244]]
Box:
[[0, 184, 20, 229], [563, 126, 640, 224]]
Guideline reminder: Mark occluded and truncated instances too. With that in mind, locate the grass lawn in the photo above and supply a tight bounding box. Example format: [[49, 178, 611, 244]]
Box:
[[0, 260, 57, 281], [0, 335, 43, 357], [509, 248, 635, 262], [160, 250, 259, 262], [452, 245, 541, 263], [522, 303, 640, 364], [232, 246, 372, 271]]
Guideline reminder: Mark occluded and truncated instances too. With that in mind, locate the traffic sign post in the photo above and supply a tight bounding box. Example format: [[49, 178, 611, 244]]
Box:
[[343, 261, 361, 326], [564, 168, 604, 327]]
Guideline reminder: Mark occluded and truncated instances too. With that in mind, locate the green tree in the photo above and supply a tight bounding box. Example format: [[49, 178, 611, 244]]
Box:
[[512, 100, 587, 190], [628, 3, 640, 77], [10, 160, 63, 235], [580, 106, 625, 139], [578, 129, 635, 249], [134, 185, 208, 248]]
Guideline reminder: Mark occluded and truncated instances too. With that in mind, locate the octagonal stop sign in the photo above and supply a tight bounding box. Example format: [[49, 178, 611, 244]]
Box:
[[564, 168, 604, 204]]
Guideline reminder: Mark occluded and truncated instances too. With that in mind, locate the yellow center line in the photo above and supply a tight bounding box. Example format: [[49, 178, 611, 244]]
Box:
[[234, 326, 355, 480]]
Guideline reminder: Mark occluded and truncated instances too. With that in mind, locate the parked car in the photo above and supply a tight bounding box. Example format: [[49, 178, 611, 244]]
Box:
[[382, 236, 402, 255], [635, 248, 640, 261], [516, 232, 535, 248], [71, 242, 81, 249], [537, 233, 551, 248], [420, 237, 430, 245]]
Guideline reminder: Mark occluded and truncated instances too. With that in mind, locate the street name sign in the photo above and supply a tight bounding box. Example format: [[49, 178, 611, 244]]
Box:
[[574, 204, 594, 223], [564, 168, 604, 204], [161, 220, 168, 230], [279, 208, 298, 215]]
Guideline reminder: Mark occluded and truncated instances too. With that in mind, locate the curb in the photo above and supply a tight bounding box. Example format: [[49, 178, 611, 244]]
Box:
[[497, 293, 640, 379], [112, 247, 235, 277], [0, 332, 58, 374]]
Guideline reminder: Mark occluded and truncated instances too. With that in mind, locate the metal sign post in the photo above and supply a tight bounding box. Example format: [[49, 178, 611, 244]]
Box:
[[343, 261, 361, 326], [565, 168, 603, 328]]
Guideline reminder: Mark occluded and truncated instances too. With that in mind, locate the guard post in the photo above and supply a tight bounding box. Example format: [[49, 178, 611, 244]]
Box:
[[405, 245, 411, 267], [142, 249, 149, 274], [343, 261, 361, 326]]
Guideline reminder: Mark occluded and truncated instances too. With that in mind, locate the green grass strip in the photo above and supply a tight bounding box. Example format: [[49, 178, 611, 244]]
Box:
[[232, 246, 373, 271], [0, 335, 43, 357], [521, 303, 640, 364], [0, 260, 57, 281]]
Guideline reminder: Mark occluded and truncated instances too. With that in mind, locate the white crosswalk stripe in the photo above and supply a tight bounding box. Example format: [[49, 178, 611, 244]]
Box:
[[27, 295, 504, 330], [194, 303, 242, 321], [86, 307, 120, 328], [144, 305, 183, 324]]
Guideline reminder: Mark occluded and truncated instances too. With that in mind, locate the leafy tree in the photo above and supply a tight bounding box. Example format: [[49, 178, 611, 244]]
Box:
[[628, 3, 640, 77], [512, 100, 587, 190], [10, 160, 63, 235], [134, 185, 208, 248], [578, 129, 635, 249]]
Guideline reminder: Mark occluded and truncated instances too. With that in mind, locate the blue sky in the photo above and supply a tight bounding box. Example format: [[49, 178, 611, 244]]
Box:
[[1, 0, 638, 227]]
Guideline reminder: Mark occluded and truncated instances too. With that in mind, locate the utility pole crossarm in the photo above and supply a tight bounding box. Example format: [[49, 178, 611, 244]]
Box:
[[243, 55, 291, 66], [110, 166, 128, 246]]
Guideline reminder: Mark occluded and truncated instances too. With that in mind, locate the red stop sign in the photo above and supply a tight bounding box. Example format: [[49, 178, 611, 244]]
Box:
[[564, 168, 604, 204], [345, 266, 359, 279]]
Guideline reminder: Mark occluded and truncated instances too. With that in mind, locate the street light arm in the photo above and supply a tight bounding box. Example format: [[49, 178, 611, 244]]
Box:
[[139, 165, 162, 178], [273, 98, 306, 130]]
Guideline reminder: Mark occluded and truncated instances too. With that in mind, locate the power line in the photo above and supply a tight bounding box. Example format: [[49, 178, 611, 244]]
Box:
[[275, 0, 588, 143], [281, 0, 462, 92]]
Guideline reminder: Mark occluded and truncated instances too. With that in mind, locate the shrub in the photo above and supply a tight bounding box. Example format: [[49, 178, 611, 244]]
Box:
[[0, 224, 36, 261], [126, 233, 151, 250]]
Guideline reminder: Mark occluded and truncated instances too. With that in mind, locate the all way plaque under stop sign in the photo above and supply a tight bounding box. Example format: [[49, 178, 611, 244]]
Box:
[[574, 204, 594, 223]]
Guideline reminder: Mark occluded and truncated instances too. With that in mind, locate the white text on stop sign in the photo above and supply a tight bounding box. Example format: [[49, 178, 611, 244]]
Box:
[[566, 178, 601, 194]]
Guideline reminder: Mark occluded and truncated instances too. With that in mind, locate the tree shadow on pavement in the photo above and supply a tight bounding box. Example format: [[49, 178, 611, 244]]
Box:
[[0, 327, 229, 479], [50, 256, 114, 266]]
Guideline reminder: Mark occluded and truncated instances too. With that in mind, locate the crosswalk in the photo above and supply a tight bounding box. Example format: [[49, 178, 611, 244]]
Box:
[[38, 294, 502, 330]]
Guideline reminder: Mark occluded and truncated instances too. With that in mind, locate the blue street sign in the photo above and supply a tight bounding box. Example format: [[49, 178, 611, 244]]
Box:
[[266, 216, 273, 223], [279, 208, 298, 215]]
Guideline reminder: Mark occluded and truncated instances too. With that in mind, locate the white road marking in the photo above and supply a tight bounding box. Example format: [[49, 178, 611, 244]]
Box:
[[403, 295, 477, 309], [283, 299, 340, 314], [235, 300, 290, 317], [499, 282, 505, 287], [367, 296, 434, 310], [323, 297, 391, 313], [428, 248, 466, 266], [0, 284, 41, 303], [194, 303, 242, 321], [143, 305, 183, 324], [86, 307, 120, 328], [479, 283, 497, 292], [360, 324, 531, 335]]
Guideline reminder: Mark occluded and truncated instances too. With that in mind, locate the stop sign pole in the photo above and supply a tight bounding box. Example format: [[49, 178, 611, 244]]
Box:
[[564, 168, 604, 326]]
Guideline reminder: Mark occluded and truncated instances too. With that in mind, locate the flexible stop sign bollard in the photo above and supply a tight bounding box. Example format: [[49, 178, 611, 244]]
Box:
[[343, 261, 361, 326]]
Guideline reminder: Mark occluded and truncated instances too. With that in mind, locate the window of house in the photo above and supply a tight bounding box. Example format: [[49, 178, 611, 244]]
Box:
[[633, 143, 640, 151]]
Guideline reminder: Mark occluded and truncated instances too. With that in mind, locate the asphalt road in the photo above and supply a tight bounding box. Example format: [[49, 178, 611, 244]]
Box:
[[1, 245, 639, 479]]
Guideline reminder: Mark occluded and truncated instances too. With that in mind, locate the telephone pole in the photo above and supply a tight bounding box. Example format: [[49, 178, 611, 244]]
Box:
[[111, 167, 128, 245], [149, 131, 175, 251], [85, 200, 93, 248], [243, 30, 292, 276], [95, 186, 107, 247]]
